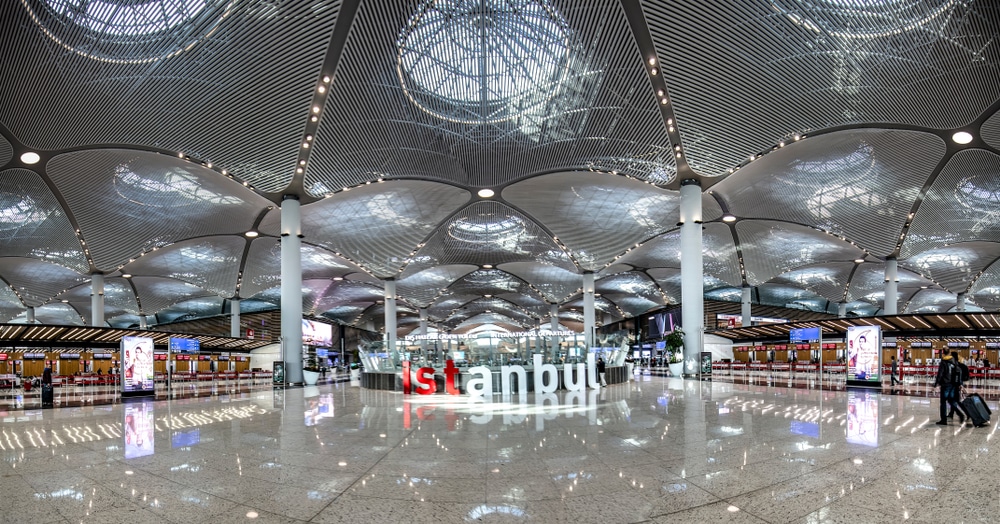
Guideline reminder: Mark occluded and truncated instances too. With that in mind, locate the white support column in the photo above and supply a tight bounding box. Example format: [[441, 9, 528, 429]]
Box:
[[281, 195, 304, 385], [26, 306, 35, 324], [838, 302, 848, 318], [91, 272, 104, 327], [602, 312, 613, 327], [741, 286, 752, 327], [140, 315, 148, 329], [549, 303, 559, 361], [583, 272, 596, 349], [883, 257, 898, 315], [231, 298, 241, 338], [680, 179, 704, 376], [957, 293, 966, 312], [384, 280, 397, 352], [419, 307, 428, 354]]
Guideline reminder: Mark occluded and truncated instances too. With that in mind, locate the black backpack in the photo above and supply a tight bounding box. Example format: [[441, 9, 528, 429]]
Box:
[[940, 360, 957, 384], [957, 361, 970, 383]]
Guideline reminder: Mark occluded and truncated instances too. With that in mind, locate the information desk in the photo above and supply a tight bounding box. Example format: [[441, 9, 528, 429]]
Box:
[[362, 364, 628, 392]]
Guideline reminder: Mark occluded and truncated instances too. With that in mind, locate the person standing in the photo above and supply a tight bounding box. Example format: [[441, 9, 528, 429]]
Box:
[[597, 357, 607, 387], [934, 352, 964, 426], [890, 356, 901, 387]]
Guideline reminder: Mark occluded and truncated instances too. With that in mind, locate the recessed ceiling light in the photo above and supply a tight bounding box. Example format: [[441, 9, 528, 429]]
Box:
[[854, 259, 864, 264], [333, 276, 344, 281], [483, 264, 493, 269], [20, 152, 40, 164], [245, 231, 259, 238], [121, 273, 132, 278], [478, 188, 495, 198], [952, 131, 973, 144], [484, 294, 492, 298], [61, 299, 69, 303], [722, 214, 736, 222]]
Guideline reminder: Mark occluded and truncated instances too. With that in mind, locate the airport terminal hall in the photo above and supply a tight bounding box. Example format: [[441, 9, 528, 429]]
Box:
[[3, 0, 1000, 522]]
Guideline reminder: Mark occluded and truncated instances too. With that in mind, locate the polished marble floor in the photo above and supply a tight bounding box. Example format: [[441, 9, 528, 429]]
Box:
[[0, 375, 995, 523]]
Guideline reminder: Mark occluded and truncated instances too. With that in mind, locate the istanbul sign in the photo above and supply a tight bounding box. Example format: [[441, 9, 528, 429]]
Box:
[[402, 354, 601, 397]]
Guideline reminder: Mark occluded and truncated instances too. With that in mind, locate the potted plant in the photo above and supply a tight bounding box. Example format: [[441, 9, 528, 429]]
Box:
[[302, 348, 320, 386], [665, 328, 685, 377]]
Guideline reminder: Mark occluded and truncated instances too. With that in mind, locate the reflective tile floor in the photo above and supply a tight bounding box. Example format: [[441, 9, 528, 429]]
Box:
[[0, 376, 995, 523]]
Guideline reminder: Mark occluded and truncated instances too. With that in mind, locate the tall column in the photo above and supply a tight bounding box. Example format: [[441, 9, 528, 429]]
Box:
[[140, 315, 148, 329], [957, 293, 966, 312], [281, 195, 304, 385], [231, 298, 241, 337], [26, 306, 35, 324], [91, 272, 104, 327], [419, 307, 428, 358], [883, 257, 898, 315], [838, 302, 848, 318], [582, 272, 596, 349], [741, 286, 752, 328], [680, 179, 704, 376], [549, 303, 559, 362], [384, 280, 397, 352]]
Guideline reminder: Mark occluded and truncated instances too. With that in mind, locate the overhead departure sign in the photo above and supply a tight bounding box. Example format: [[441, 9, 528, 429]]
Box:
[[169, 337, 200, 353], [789, 327, 820, 344]]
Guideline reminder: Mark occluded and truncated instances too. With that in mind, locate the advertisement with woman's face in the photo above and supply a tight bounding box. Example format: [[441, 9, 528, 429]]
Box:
[[847, 325, 881, 381], [122, 336, 155, 394]]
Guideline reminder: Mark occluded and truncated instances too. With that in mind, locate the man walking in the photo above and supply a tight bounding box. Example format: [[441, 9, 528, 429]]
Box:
[[890, 355, 901, 387], [934, 352, 964, 426]]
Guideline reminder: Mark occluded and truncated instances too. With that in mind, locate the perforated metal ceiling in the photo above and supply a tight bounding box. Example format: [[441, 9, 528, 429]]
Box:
[[1, 0, 999, 334]]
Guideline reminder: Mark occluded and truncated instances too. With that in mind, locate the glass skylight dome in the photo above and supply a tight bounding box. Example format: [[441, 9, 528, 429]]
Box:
[[25, 0, 233, 63], [770, 0, 957, 39], [397, 0, 571, 124]]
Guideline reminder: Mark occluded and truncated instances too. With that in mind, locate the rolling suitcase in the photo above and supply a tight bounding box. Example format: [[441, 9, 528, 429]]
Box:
[[41, 384, 53, 407], [960, 393, 991, 427]]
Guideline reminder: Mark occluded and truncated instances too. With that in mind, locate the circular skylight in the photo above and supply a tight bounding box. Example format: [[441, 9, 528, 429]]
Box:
[[770, 0, 957, 39], [397, 0, 571, 124], [25, 0, 233, 63]]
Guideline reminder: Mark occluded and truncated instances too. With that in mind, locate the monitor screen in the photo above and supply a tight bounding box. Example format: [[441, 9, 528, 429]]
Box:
[[302, 320, 333, 347]]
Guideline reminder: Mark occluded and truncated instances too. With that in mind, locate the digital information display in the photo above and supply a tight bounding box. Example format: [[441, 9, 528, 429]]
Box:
[[169, 337, 200, 353], [124, 400, 155, 459], [302, 319, 333, 347], [789, 327, 821, 344], [121, 336, 155, 397], [847, 325, 881, 387]]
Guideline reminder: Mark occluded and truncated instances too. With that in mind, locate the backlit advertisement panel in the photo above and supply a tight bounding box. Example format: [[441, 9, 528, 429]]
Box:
[[302, 319, 333, 347], [847, 325, 881, 382], [124, 399, 155, 459], [121, 336, 155, 396]]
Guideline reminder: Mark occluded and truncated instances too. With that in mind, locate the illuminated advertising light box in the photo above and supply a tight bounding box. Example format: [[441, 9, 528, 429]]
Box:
[[124, 400, 155, 459], [121, 336, 155, 397], [169, 337, 200, 353], [846, 389, 879, 447], [847, 325, 881, 388], [302, 319, 333, 347]]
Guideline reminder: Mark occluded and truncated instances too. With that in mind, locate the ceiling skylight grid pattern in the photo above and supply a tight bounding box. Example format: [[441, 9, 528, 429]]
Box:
[[107, 314, 143, 329], [2, 2, 342, 192], [983, 110, 1000, 150], [407, 201, 576, 275], [28, 303, 84, 325], [771, 262, 856, 303], [504, 172, 679, 270], [275, 181, 469, 278], [902, 242, 1000, 295], [0, 287, 25, 322], [499, 262, 582, 303], [902, 150, 1000, 257], [445, 270, 531, 298], [130, 276, 216, 314], [641, 0, 1000, 176], [756, 284, 827, 311], [905, 288, 961, 313], [845, 264, 928, 303], [713, 130, 944, 257], [101, 278, 140, 315], [396, 265, 478, 308], [321, 305, 366, 325], [155, 296, 224, 323], [47, 150, 268, 271], [428, 294, 481, 321], [0, 258, 88, 307], [0, 134, 11, 165], [0, 168, 89, 272], [701, 223, 742, 287], [738, 221, 865, 286], [306, 0, 677, 194], [595, 272, 660, 304], [122, 237, 243, 298]]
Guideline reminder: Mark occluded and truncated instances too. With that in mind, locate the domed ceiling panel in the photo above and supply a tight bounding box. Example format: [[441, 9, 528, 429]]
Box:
[[738, 221, 865, 286], [29, 303, 84, 326], [0, 258, 88, 307], [447, 298, 536, 327], [716, 130, 942, 257], [0, 133, 11, 165], [983, 110, 1000, 150], [770, 262, 856, 304], [396, 265, 478, 308], [122, 236, 244, 298], [846, 264, 929, 304], [0, 168, 88, 272], [156, 297, 225, 324], [905, 289, 960, 314], [321, 305, 368, 325], [642, 1, 999, 175], [445, 269, 534, 299], [903, 242, 1000, 295], [240, 240, 367, 300], [130, 276, 218, 315], [259, 181, 469, 278], [0, 284, 24, 323], [56, 278, 139, 318], [903, 150, 1000, 257], [499, 262, 581, 303], [305, 0, 675, 194], [595, 272, 662, 308], [971, 258, 1000, 311], [47, 149, 269, 271], [403, 201, 576, 276], [310, 279, 384, 317], [0, 2, 345, 193], [428, 294, 481, 322], [504, 172, 679, 270], [756, 284, 827, 311]]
